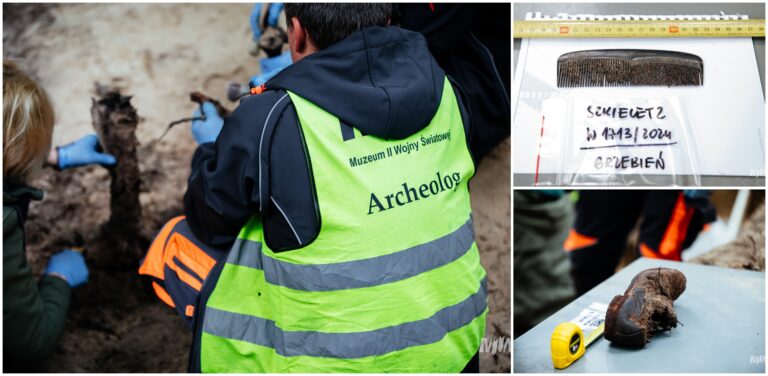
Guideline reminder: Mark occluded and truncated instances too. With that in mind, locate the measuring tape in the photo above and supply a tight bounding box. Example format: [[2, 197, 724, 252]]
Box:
[[551, 321, 605, 369], [550, 301, 608, 370], [515, 19, 766, 37]]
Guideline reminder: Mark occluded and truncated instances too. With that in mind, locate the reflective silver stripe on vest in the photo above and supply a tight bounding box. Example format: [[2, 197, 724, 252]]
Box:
[[227, 218, 475, 292], [203, 277, 487, 358]]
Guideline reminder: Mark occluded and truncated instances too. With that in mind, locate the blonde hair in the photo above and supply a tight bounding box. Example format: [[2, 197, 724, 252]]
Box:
[[3, 60, 55, 182]]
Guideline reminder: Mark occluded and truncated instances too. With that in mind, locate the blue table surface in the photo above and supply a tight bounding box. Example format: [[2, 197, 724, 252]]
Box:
[[514, 258, 765, 372]]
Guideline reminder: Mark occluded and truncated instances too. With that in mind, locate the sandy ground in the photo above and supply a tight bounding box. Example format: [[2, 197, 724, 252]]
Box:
[[4, 3, 510, 372], [690, 195, 765, 271]]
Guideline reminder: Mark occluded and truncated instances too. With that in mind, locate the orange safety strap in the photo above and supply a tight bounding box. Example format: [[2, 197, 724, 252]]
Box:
[[152, 282, 176, 308], [639, 242, 662, 259], [563, 229, 598, 252], [167, 261, 203, 291], [142, 216, 218, 309], [657, 193, 694, 260], [160, 232, 212, 291], [250, 83, 267, 95], [139, 216, 185, 279], [172, 234, 217, 280]]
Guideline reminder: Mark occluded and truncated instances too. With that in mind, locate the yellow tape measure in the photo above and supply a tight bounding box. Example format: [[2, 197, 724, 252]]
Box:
[[515, 19, 766, 37], [550, 322, 605, 369]]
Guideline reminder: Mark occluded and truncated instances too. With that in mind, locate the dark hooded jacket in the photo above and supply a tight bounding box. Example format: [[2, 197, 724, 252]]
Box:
[[3, 180, 71, 368], [183, 26, 472, 252], [395, 3, 511, 161]]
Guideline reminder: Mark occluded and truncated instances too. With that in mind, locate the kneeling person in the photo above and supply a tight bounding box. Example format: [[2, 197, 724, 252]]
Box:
[[141, 4, 487, 373]]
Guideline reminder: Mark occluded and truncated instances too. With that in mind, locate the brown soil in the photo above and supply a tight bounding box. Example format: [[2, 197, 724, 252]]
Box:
[[20, 146, 192, 372], [4, 3, 510, 372], [604, 268, 687, 347]]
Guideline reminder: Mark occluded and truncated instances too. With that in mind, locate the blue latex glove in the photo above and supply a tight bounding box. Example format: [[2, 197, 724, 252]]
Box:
[[249, 51, 292, 87], [57, 134, 116, 170], [192, 102, 224, 144], [266, 3, 283, 27], [250, 3, 284, 40], [44, 249, 88, 288], [250, 3, 264, 41]]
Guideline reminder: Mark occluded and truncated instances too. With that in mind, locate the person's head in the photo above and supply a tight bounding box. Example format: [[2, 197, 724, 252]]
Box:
[[284, 3, 392, 62], [3, 61, 55, 183]]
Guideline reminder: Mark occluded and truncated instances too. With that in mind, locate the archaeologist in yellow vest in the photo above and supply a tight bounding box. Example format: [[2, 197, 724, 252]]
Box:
[[3, 61, 116, 369], [140, 4, 487, 372]]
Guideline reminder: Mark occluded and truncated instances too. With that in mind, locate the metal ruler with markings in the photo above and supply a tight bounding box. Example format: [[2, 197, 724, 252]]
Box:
[[514, 19, 766, 38]]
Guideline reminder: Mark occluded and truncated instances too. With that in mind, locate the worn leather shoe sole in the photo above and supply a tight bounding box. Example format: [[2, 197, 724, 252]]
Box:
[[604, 267, 686, 347]]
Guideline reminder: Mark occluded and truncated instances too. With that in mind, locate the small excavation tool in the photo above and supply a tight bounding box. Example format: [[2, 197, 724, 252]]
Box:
[[227, 82, 250, 102], [557, 49, 704, 88]]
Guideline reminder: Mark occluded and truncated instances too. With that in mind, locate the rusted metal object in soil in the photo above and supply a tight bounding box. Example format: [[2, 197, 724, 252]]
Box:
[[604, 267, 687, 347]]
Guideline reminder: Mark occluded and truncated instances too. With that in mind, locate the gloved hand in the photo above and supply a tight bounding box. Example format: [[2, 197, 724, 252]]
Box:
[[249, 51, 292, 88], [57, 134, 116, 170], [266, 3, 283, 27], [192, 102, 224, 144], [44, 249, 89, 288], [250, 3, 284, 41], [250, 3, 265, 41]]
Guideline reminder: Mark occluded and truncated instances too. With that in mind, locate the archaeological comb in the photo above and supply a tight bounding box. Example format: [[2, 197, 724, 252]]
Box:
[[557, 49, 703, 88]]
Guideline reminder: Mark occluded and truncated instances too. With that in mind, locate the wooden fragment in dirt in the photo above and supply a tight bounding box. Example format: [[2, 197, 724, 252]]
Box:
[[158, 91, 231, 141], [190, 91, 232, 118], [91, 84, 144, 265]]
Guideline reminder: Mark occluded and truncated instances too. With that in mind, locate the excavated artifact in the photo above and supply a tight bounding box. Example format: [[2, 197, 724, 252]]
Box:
[[158, 91, 231, 140], [91, 84, 145, 267], [604, 267, 686, 347], [557, 49, 704, 87]]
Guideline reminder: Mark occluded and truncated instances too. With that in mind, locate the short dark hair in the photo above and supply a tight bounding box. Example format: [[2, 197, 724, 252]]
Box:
[[284, 3, 392, 50]]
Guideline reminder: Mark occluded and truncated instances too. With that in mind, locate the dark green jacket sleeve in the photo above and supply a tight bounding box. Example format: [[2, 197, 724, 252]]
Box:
[[3, 206, 71, 363]]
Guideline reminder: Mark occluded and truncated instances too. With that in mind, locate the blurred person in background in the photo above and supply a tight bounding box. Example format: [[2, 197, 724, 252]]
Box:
[[513, 190, 574, 337], [3, 61, 115, 367], [141, 4, 487, 372], [565, 190, 716, 296], [227, 3, 292, 101], [248, 3, 291, 86], [394, 3, 510, 162]]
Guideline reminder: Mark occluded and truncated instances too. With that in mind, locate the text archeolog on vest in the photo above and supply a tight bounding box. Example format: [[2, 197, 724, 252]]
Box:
[[368, 171, 462, 215]]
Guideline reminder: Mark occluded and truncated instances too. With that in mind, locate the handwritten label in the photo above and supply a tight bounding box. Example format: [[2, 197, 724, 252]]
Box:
[[550, 97, 695, 177]]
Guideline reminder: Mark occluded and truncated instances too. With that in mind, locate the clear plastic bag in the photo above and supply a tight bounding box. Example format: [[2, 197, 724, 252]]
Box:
[[534, 96, 700, 186]]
